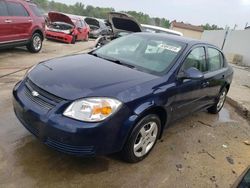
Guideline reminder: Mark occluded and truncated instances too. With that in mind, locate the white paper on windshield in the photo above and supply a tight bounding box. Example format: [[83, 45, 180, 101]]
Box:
[[158, 44, 181, 53]]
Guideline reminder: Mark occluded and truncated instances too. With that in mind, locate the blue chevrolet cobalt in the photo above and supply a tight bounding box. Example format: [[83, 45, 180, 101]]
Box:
[[13, 33, 233, 163]]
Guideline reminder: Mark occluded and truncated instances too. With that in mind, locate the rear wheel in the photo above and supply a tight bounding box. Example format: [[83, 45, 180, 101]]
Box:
[[121, 114, 161, 163], [208, 88, 227, 114], [26, 33, 42, 53]]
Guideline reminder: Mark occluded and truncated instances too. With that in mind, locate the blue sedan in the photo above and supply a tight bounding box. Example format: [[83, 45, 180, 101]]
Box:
[[13, 33, 233, 163]]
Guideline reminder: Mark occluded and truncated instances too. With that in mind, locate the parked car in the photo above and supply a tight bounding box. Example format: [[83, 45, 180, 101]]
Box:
[[142, 24, 183, 36], [95, 12, 142, 48], [45, 12, 90, 44], [13, 33, 233, 163], [0, 0, 45, 53], [84, 17, 111, 38]]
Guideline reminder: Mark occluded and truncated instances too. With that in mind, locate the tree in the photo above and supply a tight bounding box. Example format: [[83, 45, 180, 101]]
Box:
[[33, 0, 221, 30], [201, 23, 223, 30]]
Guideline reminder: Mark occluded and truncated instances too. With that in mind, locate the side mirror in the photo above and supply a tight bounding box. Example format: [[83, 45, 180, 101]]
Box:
[[178, 67, 204, 80]]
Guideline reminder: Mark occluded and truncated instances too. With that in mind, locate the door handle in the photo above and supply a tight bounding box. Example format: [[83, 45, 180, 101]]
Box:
[[5, 19, 12, 23], [202, 81, 210, 88], [28, 19, 33, 22]]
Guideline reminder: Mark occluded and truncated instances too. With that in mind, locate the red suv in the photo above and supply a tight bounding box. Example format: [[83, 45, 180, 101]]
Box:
[[0, 0, 45, 53]]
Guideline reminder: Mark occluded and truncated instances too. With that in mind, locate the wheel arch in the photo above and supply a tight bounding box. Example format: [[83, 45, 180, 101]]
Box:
[[134, 106, 168, 139], [32, 29, 44, 41], [225, 83, 230, 92]]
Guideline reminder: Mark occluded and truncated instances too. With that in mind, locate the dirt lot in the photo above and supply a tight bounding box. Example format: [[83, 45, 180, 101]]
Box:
[[0, 40, 250, 188]]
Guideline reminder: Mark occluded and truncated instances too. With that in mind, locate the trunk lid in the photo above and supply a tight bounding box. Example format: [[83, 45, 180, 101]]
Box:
[[85, 17, 100, 30], [108, 12, 142, 34]]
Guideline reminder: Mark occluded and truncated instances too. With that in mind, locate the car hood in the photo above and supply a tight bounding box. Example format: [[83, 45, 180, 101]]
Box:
[[108, 12, 142, 34], [48, 12, 74, 26], [28, 54, 157, 101], [85, 17, 100, 29]]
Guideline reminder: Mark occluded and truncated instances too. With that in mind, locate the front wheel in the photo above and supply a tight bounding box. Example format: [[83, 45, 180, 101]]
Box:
[[26, 33, 43, 53], [208, 88, 227, 114], [84, 33, 89, 41], [121, 114, 161, 163], [71, 35, 76, 44]]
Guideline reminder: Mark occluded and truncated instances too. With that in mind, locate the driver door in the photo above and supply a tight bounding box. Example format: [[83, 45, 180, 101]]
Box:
[[171, 46, 208, 120]]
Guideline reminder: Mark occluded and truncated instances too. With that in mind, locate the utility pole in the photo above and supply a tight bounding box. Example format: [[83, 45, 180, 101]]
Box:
[[233, 24, 237, 30], [245, 22, 248, 29], [221, 27, 229, 50]]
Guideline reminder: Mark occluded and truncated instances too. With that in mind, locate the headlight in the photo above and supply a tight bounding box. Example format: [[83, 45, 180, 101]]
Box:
[[63, 97, 122, 122]]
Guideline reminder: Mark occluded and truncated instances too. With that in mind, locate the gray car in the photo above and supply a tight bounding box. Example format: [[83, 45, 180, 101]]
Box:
[[85, 17, 111, 38]]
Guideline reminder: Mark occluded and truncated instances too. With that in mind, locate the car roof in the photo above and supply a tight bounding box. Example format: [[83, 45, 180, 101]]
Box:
[[134, 32, 217, 48], [141, 24, 183, 36]]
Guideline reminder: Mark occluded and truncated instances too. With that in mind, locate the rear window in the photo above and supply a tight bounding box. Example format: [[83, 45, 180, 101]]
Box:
[[0, 1, 8, 16], [6, 2, 29, 17], [207, 48, 224, 71], [112, 18, 141, 32], [29, 4, 43, 17]]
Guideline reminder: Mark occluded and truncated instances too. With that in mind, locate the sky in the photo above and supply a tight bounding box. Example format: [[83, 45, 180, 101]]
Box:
[[54, 0, 250, 29]]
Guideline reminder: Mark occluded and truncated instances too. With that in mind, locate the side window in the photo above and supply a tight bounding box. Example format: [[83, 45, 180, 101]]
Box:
[[81, 20, 86, 27], [183, 47, 207, 72], [0, 1, 9, 16], [76, 20, 83, 28], [207, 48, 224, 71], [6, 2, 29, 17], [29, 5, 43, 17]]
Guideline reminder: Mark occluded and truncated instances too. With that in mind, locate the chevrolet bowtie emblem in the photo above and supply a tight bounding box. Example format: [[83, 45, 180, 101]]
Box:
[[32, 91, 39, 97]]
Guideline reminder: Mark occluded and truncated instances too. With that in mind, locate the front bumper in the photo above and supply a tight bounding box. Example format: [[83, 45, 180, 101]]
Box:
[[13, 80, 137, 156], [45, 30, 73, 44]]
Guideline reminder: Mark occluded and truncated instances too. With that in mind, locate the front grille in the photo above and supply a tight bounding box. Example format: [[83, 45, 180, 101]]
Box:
[[45, 138, 95, 156], [23, 78, 64, 110], [23, 86, 54, 110]]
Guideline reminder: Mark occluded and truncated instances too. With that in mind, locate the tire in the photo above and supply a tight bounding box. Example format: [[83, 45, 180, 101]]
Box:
[[26, 33, 43, 53], [84, 33, 89, 41], [208, 87, 228, 114], [121, 114, 161, 163], [71, 36, 76, 44]]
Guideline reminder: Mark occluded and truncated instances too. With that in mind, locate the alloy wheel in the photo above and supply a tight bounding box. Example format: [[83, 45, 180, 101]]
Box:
[[133, 122, 158, 157], [33, 36, 42, 51], [217, 91, 226, 110]]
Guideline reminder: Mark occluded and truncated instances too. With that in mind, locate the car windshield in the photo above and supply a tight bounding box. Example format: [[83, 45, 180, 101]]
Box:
[[94, 34, 186, 75]]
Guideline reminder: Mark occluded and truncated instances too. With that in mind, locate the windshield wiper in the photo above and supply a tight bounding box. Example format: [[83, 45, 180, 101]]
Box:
[[105, 58, 135, 69], [89, 52, 135, 69]]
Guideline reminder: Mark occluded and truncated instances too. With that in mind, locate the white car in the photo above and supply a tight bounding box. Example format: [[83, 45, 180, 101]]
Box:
[[142, 24, 183, 36]]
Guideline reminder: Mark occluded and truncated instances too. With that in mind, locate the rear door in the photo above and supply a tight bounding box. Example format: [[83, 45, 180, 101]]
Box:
[[76, 20, 88, 40], [75, 20, 84, 40], [6, 0, 33, 41], [0, 0, 12, 43], [81, 20, 89, 38], [202, 46, 228, 103]]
